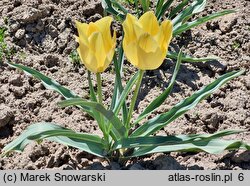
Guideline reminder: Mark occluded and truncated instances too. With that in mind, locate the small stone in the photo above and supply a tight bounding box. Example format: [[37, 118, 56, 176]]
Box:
[[0, 105, 13, 128], [15, 29, 25, 39], [10, 86, 26, 98], [200, 111, 223, 132], [19, 7, 46, 23], [9, 22, 20, 33], [57, 20, 66, 31], [8, 74, 23, 86], [218, 14, 237, 33]]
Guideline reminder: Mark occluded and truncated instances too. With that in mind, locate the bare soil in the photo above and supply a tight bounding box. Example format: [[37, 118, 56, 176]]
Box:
[[0, 0, 249, 170]]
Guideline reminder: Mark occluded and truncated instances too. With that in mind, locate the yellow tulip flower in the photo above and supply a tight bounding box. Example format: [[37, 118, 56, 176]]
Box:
[[75, 17, 116, 73], [123, 11, 173, 70]]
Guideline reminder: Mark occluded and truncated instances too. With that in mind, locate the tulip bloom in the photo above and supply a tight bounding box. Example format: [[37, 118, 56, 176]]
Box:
[[75, 17, 116, 73], [123, 11, 173, 70]]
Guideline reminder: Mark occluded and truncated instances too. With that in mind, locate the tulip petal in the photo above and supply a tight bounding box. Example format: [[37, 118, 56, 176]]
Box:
[[89, 32, 108, 72], [156, 20, 173, 52], [138, 33, 158, 53], [87, 23, 99, 37], [139, 11, 159, 36], [75, 20, 88, 37], [137, 45, 165, 70], [77, 36, 98, 73], [107, 30, 116, 62], [95, 17, 112, 38], [123, 41, 139, 67], [123, 13, 138, 45]]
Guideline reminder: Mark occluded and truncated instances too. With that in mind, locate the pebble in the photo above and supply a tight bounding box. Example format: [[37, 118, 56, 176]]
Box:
[[10, 86, 26, 98], [9, 22, 20, 33], [8, 74, 23, 86], [57, 20, 66, 31], [200, 111, 223, 132], [14, 29, 25, 39], [218, 14, 237, 33], [0, 105, 13, 128]]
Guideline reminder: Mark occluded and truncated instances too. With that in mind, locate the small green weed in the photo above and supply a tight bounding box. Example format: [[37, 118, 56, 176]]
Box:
[[69, 50, 81, 66], [232, 41, 240, 49], [0, 26, 16, 64]]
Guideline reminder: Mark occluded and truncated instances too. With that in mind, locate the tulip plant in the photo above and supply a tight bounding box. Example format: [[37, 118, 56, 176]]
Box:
[[2, 1, 250, 163]]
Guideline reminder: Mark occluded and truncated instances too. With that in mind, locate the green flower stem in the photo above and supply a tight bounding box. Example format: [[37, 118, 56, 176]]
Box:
[[96, 73, 108, 143], [125, 69, 144, 132], [96, 73, 103, 105]]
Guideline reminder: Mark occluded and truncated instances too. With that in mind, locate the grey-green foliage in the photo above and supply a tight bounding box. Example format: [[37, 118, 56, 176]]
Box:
[[2, 1, 249, 162], [2, 58, 249, 160]]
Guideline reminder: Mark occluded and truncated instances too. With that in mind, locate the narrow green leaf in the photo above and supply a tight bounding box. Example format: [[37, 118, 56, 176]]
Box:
[[134, 50, 182, 125], [168, 0, 189, 19], [172, 0, 207, 27], [157, 0, 174, 20], [111, 51, 124, 110], [156, 0, 164, 16], [111, 47, 128, 123], [167, 51, 220, 62], [2, 122, 105, 157], [58, 98, 127, 140], [173, 10, 236, 36], [131, 70, 244, 137], [87, 71, 97, 102], [8, 62, 78, 99], [102, 0, 126, 20], [7, 62, 94, 117], [113, 71, 139, 115], [130, 138, 250, 157], [113, 129, 245, 150], [140, 0, 150, 12], [110, 0, 128, 14]]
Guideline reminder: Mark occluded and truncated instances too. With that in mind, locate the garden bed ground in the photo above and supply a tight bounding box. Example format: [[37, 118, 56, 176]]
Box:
[[0, 0, 249, 170]]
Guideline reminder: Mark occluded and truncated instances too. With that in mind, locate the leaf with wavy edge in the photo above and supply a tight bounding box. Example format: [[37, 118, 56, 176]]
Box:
[[2, 122, 105, 157], [131, 70, 244, 137]]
